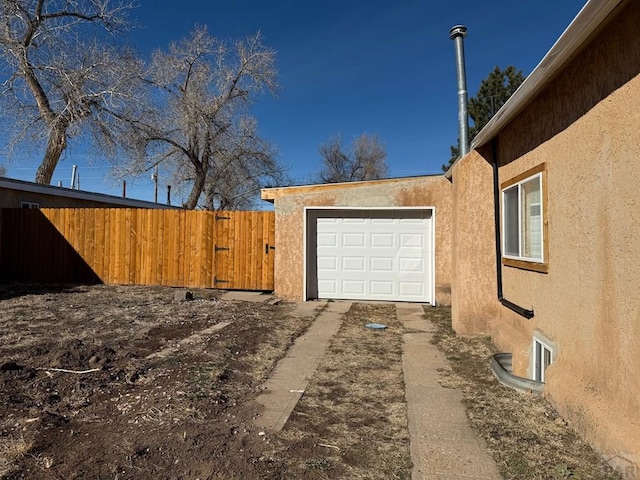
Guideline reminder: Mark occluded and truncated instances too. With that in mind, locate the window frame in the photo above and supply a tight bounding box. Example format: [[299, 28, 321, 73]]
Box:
[[533, 336, 554, 383], [501, 163, 548, 273]]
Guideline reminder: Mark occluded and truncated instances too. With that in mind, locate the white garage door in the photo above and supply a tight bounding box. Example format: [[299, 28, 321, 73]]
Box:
[[309, 209, 433, 303]]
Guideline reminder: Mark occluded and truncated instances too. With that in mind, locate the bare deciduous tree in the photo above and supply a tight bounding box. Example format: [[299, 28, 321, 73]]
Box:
[[123, 27, 280, 210], [203, 117, 286, 210], [0, 0, 139, 184], [318, 133, 388, 183], [0, 164, 6, 176]]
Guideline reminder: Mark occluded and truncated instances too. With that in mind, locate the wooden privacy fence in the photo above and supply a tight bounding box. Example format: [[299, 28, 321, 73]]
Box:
[[0, 208, 275, 291]]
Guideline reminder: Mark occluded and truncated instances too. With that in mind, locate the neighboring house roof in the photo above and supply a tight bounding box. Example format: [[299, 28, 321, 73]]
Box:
[[446, 0, 624, 177], [261, 174, 443, 202], [0, 177, 177, 209]]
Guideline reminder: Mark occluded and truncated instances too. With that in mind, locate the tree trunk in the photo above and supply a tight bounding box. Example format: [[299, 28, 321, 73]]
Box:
[[35, 127, 67, 184], [204, 187, 215, 210], [184, 165, 207, 209]]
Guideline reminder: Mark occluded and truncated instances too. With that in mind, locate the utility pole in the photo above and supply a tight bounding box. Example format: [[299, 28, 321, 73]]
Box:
[[152, 164, 159, 203]]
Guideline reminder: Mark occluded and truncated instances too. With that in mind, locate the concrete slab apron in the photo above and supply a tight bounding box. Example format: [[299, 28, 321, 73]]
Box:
[[397, 303, 501, 480], [218, 291, 275, 303], [254, 301, 351, 431]]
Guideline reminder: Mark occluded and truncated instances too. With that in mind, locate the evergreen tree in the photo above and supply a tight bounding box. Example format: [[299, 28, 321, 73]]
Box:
[[443, 66, 525, 171]]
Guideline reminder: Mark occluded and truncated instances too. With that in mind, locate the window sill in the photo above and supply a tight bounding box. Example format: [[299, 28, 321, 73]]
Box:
[[502, 258, 548, 273]]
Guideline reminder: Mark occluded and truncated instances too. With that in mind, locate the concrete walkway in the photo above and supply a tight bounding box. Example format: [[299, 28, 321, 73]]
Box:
[[239, 292, 500, 478], [254, 300, 351, 431], [398, 303, 501, 480]]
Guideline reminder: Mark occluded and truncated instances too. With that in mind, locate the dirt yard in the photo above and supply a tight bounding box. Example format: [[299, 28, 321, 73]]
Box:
[[1, 284, 623, 480], [0, 284, 310, 479], [0, 284, 411, 479]]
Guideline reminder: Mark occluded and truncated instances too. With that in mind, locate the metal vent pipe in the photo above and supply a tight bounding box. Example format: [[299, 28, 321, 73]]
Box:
[[450, 25, 470, 157], [70, 164, 78, 190]]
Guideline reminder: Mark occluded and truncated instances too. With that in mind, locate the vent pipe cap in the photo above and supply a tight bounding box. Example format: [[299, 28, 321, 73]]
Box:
[[449, 25, 467, 40]]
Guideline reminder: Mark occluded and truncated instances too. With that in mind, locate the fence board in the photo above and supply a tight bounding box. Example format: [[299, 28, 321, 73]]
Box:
[[207, 210, 276, 291], [0, 208, 275, 291], [233, 214, 240, 287], [164, 209, 174, 286], [131, 209, 139, 284], [103, 209, 110, 281], [164, 210, 173, 286]]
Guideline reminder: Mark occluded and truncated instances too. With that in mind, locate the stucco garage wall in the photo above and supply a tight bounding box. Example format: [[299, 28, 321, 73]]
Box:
[[268, 176, 452, 305], [493, 0, 640, 465]]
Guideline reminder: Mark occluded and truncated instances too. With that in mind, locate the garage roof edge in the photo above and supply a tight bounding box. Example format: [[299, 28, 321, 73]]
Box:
[[261, 174, 444, 201]]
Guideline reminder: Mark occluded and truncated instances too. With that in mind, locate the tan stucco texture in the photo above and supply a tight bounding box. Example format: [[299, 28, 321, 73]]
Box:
[[456, 0, 640, 467], [265, 176, 452, 305], [450, 150, 499, 336]]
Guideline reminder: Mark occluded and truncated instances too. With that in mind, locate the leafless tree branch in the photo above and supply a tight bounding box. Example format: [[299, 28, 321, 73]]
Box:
[[0, 0, 138, 183], [318, 133, 388, 183], [121, 27, 281, 209]]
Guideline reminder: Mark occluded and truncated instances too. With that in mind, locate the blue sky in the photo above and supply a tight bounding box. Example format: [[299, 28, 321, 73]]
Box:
[[4, 0, 586, 204]]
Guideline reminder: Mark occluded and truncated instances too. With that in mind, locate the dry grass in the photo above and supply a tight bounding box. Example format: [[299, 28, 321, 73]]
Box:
[[425, 306, 622, 480], [0, 436, 32, 478], [274, 302, 413, 479]]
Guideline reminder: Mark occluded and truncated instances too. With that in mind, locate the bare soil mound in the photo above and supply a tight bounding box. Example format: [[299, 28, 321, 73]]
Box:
[[0, 284, 310, 479]]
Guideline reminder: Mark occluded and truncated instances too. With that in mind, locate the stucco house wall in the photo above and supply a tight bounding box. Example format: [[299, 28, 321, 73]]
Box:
[[449, 150, 499, 335], [455, 0, 640, 467], [262, 175, 452, 305]]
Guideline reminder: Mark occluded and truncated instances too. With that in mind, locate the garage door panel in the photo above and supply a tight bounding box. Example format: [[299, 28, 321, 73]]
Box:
[[400, 217, 426, 225], [342, 256, 365, 271], [400, 257, 423, 273], [370, 218, 394, 224], [400, 281, 424, 296], [343, 233, 365, 247], [317, 256, 337, 271], [371, 233, 395, 247], [317, 232, 337, 247], [342, 280, 365, 295], [318, 279, 338, 294], [400, 233, 423, 247], [371, 281, 394, 295], [370, 256, 394, 272], [312, 209, 433, 303]]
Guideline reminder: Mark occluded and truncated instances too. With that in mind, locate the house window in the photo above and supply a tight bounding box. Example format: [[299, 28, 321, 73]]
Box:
[[21, 202, 40, 209], [533, 337, 553, 383], [501, 163, 547, 272]]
